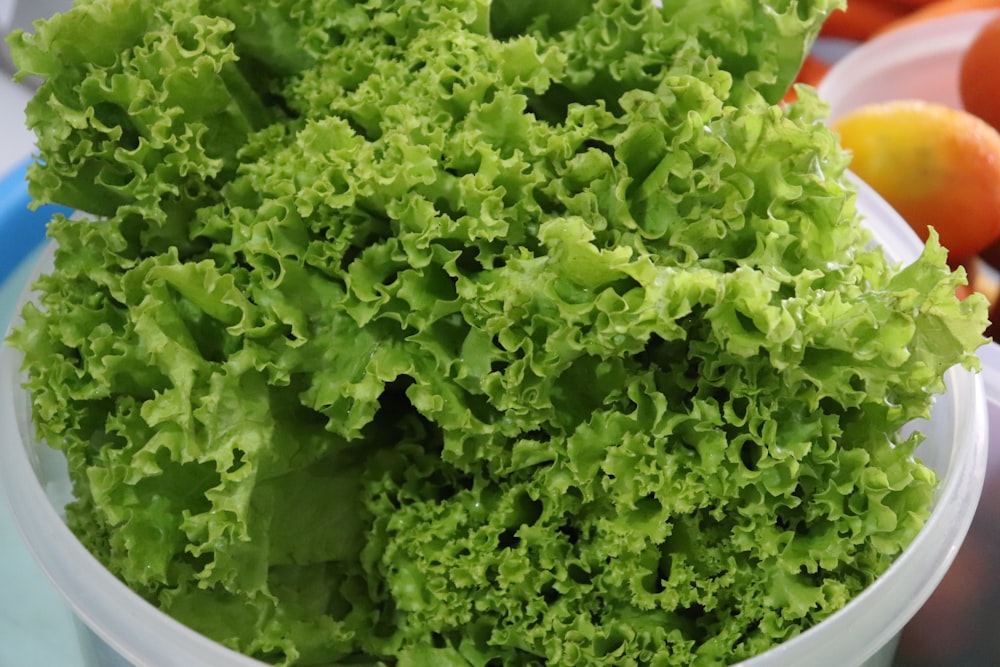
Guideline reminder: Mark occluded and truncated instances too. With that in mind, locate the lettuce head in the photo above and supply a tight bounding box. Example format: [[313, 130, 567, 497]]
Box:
[[6, 0, 989, 665]]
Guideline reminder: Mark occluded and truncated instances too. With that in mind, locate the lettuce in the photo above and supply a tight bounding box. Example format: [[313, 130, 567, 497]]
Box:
[[6, 0, 989, 665]]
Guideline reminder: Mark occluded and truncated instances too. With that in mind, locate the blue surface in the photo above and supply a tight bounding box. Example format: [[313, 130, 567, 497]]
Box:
[[0, 158, 72, 285]]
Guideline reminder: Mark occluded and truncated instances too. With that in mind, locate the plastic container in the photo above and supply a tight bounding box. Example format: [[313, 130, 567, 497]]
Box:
[[818, 9, 1000, 122], [0, 173, 991, 667]]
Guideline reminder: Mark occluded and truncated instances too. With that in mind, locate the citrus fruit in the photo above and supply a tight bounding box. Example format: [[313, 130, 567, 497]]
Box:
[[960, 13, 1000, 133], [832, 100, 1000, 263]]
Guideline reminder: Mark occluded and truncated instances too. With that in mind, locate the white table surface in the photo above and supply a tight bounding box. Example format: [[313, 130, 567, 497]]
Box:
[[0, 72, 86, 667]]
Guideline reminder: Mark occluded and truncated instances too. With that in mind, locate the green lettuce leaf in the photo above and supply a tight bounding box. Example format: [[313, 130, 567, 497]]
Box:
[[7, 0, 987, 666]]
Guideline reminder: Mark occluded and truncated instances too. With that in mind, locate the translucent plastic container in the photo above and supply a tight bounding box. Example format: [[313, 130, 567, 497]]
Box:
[[818, 9, 1000, 122], [0, 177, 991, 667]]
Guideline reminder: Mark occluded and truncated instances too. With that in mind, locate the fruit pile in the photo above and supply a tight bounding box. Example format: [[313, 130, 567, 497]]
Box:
[[792, 3, 1000, 334]]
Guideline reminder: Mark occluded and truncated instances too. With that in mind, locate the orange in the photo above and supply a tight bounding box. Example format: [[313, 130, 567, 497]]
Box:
[[833, 100, 1000, 263], [960, 13, 1000, 133]]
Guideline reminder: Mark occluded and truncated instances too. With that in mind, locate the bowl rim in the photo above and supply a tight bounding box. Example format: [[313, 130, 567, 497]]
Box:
[[817, 8, 1000, 120]]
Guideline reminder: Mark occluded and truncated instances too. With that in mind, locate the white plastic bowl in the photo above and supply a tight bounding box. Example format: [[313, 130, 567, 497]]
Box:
[[818, 9, 1000, 121], [0, 177, 991, 667]]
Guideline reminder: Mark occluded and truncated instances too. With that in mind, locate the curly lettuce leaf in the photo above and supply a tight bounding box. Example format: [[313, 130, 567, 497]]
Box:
[[8, 0, 275, 246]]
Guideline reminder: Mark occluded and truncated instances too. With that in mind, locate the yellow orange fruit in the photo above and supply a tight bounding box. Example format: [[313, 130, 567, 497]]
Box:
[[960, 13, 1000, 133], [833, 100, 1000, 262]]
